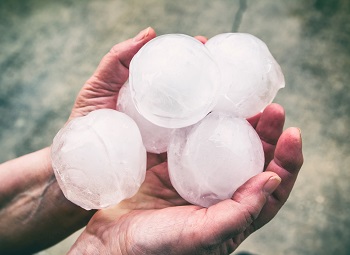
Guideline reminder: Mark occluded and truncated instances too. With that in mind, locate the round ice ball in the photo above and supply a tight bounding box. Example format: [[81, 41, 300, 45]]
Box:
[[206, 33, 285, 118], [51, 109, 146, 210], [168, 112, 264, 207], [129, 34, 221, 128], [117, 80, 175, 154]]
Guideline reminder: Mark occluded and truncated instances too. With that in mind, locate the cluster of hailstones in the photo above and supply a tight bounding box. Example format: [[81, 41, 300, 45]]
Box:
[[51, 33, 285, 210]]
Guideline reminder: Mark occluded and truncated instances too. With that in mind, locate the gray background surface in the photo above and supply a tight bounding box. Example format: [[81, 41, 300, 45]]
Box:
[[1, 0, 349, 254]]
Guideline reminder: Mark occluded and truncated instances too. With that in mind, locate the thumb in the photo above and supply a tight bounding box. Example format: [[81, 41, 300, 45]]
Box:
[[200, 172, 281, 248]]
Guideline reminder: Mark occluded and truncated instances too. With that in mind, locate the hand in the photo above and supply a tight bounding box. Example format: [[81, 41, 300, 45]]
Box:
[[67, 28, 303, 254]]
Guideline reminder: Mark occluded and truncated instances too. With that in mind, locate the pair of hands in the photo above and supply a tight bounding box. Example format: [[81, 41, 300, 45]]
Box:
[[67, 27, 303, 254]]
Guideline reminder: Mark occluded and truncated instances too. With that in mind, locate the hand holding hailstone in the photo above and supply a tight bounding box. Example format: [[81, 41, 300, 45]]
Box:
[[51, 31, 285, 209]]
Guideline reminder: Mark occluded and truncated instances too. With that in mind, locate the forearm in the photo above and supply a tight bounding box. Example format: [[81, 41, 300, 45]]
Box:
[[0, 147, 95, 254]]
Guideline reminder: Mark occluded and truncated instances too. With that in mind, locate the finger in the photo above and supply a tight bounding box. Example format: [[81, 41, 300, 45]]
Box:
[[199, 172, 281, 249], [247, 112, 262, 129], [69, 28, 156, 119], [254, 127, 303, 228], [255, 103, 285, 168], [194, 35, 208, 44], [88, 27, 156, 90]]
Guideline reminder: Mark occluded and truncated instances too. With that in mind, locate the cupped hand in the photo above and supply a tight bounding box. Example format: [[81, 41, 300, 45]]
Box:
[[67, 28, 303, 254]]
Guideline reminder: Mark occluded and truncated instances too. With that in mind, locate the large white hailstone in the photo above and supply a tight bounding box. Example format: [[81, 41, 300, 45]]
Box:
[[129, 34, 221, 128], [117, 80, 175, 154], [206, 33, 285, 118], [51, 109, 146, 210], [168, 112, 264, 207]]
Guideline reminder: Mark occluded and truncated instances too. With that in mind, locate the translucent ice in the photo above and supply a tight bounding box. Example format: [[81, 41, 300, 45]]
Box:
[[117, 80, 175, 154], [51, 109, 146, 210], [129, 34, 220, 128], [206, 33, 285, 118], [168, 112, 264, 207]]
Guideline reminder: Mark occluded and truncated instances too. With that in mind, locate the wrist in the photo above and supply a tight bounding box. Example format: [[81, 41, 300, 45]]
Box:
[[0, 147, 96, 253]]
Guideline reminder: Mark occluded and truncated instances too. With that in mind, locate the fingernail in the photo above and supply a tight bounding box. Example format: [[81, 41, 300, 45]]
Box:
[[297, 128, 302, 136], [133, 27, 150, 42], [263, 175, 281, 194]]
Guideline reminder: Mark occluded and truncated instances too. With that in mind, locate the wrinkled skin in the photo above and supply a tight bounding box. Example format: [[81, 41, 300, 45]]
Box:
[[67, 27, 303, 255]]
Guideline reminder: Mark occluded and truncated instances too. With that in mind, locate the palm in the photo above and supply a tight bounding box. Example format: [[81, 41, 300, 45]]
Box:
[[81, 161, 237, 254]]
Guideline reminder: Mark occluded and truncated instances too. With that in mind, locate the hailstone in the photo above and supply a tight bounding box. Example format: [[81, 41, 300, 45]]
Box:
[[51, 109, 146, 210], [168, 112, 264, 207], [117, 80, 175, 154], [206, 33, 285, 118], [129, 34, 220, 128]]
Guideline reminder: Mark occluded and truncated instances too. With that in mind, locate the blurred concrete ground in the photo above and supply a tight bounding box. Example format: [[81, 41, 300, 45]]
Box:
[[0, 0, 349, 254]]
